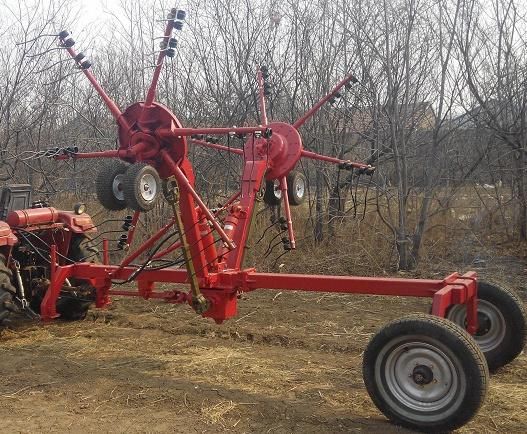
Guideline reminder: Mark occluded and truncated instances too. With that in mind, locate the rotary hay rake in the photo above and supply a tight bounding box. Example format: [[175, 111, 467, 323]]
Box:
[[5, 6, 526, 432]]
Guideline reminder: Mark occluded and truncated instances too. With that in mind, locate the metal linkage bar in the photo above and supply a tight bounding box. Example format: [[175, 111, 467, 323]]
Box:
[[157, 126, 267, 138], [161, 150, 236, 250], [55, 150, 132, 160], [190, 138, 244, 155]]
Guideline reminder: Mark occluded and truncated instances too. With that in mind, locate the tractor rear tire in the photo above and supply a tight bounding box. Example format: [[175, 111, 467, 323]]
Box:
[[29, 236, 100, 321], [57, 234, 100, 321], [0, 253, 17, 323], [446, 280, 527, 371], [363, 313, 488, 432], [96, 160, 129, 210]]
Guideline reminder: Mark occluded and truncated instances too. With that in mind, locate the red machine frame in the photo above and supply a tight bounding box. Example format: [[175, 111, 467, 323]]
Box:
[[41, 19, 479, 334]]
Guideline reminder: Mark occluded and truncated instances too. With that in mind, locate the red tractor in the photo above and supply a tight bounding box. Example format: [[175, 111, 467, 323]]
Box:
[[0, 184, 99, 322], [1, 7, 526, 432]]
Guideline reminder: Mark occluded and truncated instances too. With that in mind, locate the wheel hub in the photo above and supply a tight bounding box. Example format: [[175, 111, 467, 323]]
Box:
[[412, 365, 434, 385], [383, 341, 459, 411], [112, 174, 125, 201], [475, 311, 492, 336], [446, 299, 506, 352], [140, 173, 157, 201]]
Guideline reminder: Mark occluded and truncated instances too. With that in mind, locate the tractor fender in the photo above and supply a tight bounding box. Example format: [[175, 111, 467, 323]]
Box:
[[0, 221, 18, 246], [57, 211, 97, 234]]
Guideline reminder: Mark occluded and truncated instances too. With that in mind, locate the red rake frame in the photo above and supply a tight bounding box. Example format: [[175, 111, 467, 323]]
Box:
[[43, 18, 479, 334]]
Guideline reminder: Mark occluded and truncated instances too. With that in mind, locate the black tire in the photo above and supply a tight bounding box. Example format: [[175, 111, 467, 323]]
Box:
[[96, 160, 129, 211], [0, 254, 17, 323], [363, 313, 488, 432], [446, 280, 526, 371], [69, 234, 100, 264], [122, 163, 161, 211], [263, 179, 282, 206], [58, 235, 100, 321], [286, 170, 306, 206]]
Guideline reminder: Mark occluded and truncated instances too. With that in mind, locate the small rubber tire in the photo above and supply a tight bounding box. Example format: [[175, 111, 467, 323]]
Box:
[[96, 160, 129, 210], [446, 280, 527, 371], [263, 179, 282, 206], [286, 170, 307, 206], [0, 253, 16, 323], [122, 163, 161, 212], [363, 313, 488, 433]]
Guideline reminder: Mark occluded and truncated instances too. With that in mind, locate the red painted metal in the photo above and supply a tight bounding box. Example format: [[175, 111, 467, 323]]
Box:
[[257, 68, 269, 126], [157, 126, 266, 138], [143, 18, 175, 110], [0, 222, 17, 246], [190, 138, 244, 155], [7, 207, 59, 228], [279, 176, 296, 249], [55, 150, 130, 160], [293, 74, 357, 129], [43, 24, 480, 336]]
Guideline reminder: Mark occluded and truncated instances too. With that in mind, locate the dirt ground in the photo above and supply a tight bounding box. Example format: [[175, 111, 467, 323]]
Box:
[[1, 288, 526, 433]]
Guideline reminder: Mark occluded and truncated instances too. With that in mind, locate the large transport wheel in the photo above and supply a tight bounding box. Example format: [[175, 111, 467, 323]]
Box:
[[122, 163, 161, 212], [96, 160, 129, 210], [363, 313, 488, 432], [59, 234, 100, 320], [446, 280, 527, 371], [286, 170, 307, 206], [0, 253, 17, 323], [263, 179, 282, 206], [30, 235, 100, 321]]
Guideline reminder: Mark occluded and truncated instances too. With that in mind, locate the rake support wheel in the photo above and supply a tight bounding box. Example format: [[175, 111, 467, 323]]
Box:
[[446, 280, 527, 371], [123, 163, 161, 211], [363, 314, 488, 432], [96, 160, 129, 210], [286, 170, 306, 206], [263, 179, 282, 206]]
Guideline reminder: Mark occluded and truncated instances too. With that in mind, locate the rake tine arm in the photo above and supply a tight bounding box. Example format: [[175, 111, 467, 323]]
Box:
[[293, 74, 358, 130], [143, 18, 175, 108], [257, 67, 269, 126], [301, 149, 375, 174], [60, 42, 131, 132]]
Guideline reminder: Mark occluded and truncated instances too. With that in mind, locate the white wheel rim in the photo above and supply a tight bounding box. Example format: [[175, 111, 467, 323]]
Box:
[[447, 300, 506, 353], [140, 173, 158, 202], [376, 337, 466, 421], [295, 177, 305, 198], [273, 180, 282, 199], [112, 174, 125, 201]]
